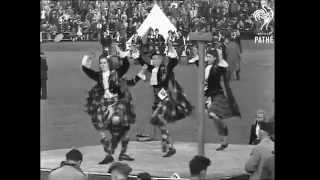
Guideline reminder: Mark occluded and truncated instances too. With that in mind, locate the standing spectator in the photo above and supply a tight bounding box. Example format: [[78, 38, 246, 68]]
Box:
[[189, 155, 211, 180], [48, 149, 87, 180], [230, 0, 241, 17], [41, 51, 48, 100], [224, 35, 241, 81], [190, 6, 197, 19], [249, 110, 267, 145], [108, 162, 132, 180], [245, 121, 274, 180]]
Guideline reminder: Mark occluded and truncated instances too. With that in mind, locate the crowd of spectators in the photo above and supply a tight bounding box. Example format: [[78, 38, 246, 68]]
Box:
[[40, 0, 274, 42]]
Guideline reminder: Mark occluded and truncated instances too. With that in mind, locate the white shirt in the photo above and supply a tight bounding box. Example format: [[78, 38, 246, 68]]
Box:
[[150, 67, 159, 85], [102, 71, 117, 98], [205, 64, 213, 81], [41, 10, 46, 20]]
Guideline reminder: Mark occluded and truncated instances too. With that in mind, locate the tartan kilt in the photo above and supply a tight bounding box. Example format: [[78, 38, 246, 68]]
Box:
[[85, 84, 136, 131], [208, 93, 241, 120], [151, 80, 193, 126]]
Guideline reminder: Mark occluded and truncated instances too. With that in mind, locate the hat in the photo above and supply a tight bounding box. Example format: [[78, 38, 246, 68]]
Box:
[[108, 162, 132, 176]]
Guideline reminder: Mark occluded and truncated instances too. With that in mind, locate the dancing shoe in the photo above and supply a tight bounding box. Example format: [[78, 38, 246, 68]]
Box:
[[163, 148, 176, 157], [98, 155, 114, 164], [216, 143, 229, 151], [136, 133, 154, 142], [118, 154, 135, 161], [161, 142, 168, 153]]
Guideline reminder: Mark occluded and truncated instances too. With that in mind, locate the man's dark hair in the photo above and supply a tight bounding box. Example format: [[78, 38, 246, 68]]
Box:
[[108, 162, 132, 176], [137, 172, 151, 180], [189, 155, 211, 176], [66, 149, 83, 162]]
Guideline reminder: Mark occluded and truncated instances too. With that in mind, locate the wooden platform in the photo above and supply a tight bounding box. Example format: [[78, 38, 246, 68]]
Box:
[[41, 141, 252, 180]]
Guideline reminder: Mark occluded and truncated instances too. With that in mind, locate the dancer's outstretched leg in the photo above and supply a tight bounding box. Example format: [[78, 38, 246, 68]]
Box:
[[157, 115, 176, 157], [98, 131, 115, 164]]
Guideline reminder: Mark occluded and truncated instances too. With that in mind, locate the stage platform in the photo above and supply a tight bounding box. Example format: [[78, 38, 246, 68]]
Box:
[[41, 141, 252, 180]]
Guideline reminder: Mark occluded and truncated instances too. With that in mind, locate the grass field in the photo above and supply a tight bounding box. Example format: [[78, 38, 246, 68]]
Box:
[[40, 41, 274, 151]]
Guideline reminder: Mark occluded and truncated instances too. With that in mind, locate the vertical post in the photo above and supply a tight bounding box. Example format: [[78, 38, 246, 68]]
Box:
[[197, 42, 205, 156], [189, 32, 212, 156]]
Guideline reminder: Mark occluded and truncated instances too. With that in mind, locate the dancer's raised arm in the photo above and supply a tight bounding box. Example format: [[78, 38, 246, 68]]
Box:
[[81, 55, 99, 81]]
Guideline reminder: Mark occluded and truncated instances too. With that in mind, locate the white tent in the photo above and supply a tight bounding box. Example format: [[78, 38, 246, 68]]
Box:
[[126, 3, 177, 49]]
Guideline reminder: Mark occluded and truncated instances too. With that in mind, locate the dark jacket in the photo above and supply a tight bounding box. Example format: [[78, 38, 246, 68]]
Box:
[[41, 56, 48, 80], [249, 121, 262, 145], [82, 57, 141, 97], [100, 34, 112, 48], [153, 34, 165, 45], [137, 55, 178, 89], [195, 63, 241, 118], [131, 36, 142, 46]]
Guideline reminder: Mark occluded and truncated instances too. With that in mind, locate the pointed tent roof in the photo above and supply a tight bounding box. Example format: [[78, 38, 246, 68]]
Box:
[[126, 3, 177, 48]]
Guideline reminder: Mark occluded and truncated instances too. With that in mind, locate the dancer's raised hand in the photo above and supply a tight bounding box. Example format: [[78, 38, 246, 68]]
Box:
[[81, 54, 92, 68]]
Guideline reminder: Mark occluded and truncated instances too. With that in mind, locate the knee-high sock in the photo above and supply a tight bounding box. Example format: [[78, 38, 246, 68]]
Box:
[[120, 136, 130, 155], [160, 127, 173, 149], [100, 137, 112, 155], [110, 135, 121, 154]]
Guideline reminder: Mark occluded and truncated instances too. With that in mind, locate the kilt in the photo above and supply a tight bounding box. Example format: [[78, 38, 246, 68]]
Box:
[[151, 80, 193, 126], [208, 93, 240, 120], [85, 84, 136, 131]]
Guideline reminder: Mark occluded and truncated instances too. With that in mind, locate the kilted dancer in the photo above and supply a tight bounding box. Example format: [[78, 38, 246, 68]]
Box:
[[81, 47, 146, 164], [136, 44, 193, 157], [191, 47, 241, 151]]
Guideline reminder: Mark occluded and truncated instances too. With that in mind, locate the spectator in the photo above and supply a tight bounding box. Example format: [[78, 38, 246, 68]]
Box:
[[108, 162, 132, 180], [48, 149, 87, 180], [189, 155, 211, 180], [224, 35, 242, 81], [260, 153, 275, 180], [230, 0, 241, 17], [245, 121, 274, 180], [249, 109, 267, 145], [41, 51, 48, 100], [137, 172, 152, 180]]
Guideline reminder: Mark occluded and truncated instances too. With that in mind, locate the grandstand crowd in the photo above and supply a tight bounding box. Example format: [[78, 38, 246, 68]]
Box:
[[40, 0, 274, 42]]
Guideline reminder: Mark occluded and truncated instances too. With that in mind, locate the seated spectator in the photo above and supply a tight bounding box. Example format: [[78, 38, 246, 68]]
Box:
[[108, 162, 132, 180], [245, 121, 274, 180], [137, 172, 152, 180], [260, 153, 275, 180], [48, 149, 87, 180], [189, 155, 211, 180]]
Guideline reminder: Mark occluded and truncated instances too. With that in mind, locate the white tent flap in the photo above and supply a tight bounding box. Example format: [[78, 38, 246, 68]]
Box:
[[126, 3, 177, 48]]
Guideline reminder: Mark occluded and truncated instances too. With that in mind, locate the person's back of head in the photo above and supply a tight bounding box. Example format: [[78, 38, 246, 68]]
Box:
[[189, 155, 211, 179], [108, 162, 132, 180], [137, 172, 152, 180], [66, 149, 83, 163]]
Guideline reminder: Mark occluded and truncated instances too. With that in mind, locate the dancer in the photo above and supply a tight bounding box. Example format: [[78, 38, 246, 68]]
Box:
[[190, 47, 241, 151], [136, 44, 193, 157], [81, 46, 147, 164]]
